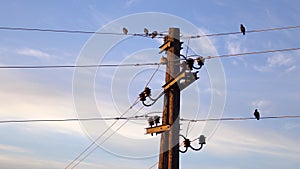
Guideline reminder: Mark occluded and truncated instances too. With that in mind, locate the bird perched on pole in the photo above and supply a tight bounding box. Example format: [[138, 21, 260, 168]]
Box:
[[254, 109, 260, 120], [240, 24, 246, 35], [122, 27, 128, 35]]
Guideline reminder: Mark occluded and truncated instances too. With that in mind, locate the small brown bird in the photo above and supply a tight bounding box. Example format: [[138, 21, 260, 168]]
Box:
[[254, 109, 260, 120], [122, 27, 128, 35], [151, 31, 158, 38], [144, 28, 149, 36], [240, 24, 246, 35]]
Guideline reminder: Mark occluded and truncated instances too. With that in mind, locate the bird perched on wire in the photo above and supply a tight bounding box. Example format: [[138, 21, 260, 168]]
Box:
[[151, 31, 158, 38], [254, 109, 260, 120], [240, 24, 246, 35], [144, 28, 149, 36], [122, 27, 128, 35]]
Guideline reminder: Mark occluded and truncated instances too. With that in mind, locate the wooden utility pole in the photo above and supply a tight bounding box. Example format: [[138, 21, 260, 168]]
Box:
[[158, 28, 181, 169]]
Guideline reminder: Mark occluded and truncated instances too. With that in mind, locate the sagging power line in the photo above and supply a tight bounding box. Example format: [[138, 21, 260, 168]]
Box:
[[182, 25, 300, 39], [0, 62, 163, 69], [65, 64, 163, 169], [0, 47, 299, 69], [0, 26, 166, 38], [0, 25, 299, 39], [1, 115, 299, 124]]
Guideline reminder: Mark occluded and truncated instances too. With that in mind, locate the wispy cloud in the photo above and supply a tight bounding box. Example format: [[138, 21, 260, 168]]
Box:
[[0, 144, 29, 153], [125, 0, 140, 7], [284, 122, 300, 130], [252, 99, 270, 108], [254, 54, 295, 72], [0, 70, 83, 135], [226, 38, 248, 66], [205, 123, 300, 159], [0, 154, 65, 169], [17, 48, 51, 59]]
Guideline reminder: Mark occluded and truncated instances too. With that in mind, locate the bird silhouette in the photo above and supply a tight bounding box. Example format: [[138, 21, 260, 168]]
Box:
[[240, 24, 246, 35], [144, 28, 149, 36], [151, 31, 158, 38], [122, 27, 128, 35], [254, 109, 260, 120]]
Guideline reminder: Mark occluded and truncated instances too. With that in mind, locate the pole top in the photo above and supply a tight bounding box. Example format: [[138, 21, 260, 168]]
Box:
[[168, 27, 180, 40]]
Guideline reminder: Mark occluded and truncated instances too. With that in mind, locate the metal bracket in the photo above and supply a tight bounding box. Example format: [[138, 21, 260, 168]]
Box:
[[162, 71, 199, 91]]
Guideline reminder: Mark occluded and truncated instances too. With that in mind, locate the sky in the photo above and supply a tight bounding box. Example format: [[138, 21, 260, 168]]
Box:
[[0, 0, 300, 168]]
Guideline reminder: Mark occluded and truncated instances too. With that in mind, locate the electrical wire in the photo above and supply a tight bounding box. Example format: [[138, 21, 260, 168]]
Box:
[[0, 47, 298, 70], [69, 106, 145, 169], [66, 64, 164, 168], [180, 115, 300, 122], [2, 114, 298, 124], [185, 121, 191, 137], [145, 64, 160, 87], [0, 26, 138, 36], [0, 62, 163, 69], [0, 26, 167, 38], [64, 98, 140, 169], [148, 161, 158, 169], [69, 90, 165, 168], [206, 47, 300, 59], [1, 25, 299, 39], [183, 25, 300, 39], [0, 116, 147, 124]]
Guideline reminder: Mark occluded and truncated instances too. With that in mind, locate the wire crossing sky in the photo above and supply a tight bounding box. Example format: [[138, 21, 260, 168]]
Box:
[[0, 1, 299, 169]]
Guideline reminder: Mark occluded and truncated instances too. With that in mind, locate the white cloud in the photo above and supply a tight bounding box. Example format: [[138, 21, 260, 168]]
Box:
[[284, 122, 300, 130], [267, 54, 294, 67], [227, 40, 242, 54], [204, 123, 300, 159], [0, 144, 29, 153], [0, 70, 83, 135], [252, 99, 270, 108], [226, 39, 248, 66], [285, 65, 296, 73], [254, 54, 295, 72], [17, 48, 51, 59], [125, 0, 140, 6], [0, 154, 65, 169]]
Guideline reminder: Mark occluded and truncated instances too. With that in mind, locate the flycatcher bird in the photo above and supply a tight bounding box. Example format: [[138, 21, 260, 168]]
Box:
[[254, 109, 260, 120], [240, 24, 246, 35]]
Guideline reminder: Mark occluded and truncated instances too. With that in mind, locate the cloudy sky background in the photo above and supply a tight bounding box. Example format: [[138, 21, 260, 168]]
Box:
[[0, 0, 300, 168]]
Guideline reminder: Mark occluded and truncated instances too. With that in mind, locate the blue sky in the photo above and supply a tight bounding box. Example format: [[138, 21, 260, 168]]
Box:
[[0, 0, 300, 168]]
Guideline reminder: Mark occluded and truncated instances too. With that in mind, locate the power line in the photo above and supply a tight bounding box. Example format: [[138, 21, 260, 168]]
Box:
[[0, 26, 133, 36], [0, 26, 166, 38], [1, 47, 299, 70], [1, 25, 299, 39], [183, 25, 300, 39], [65, 66, 163, 168], [145, 64, 160, 87], [180, 115, 300, 122], [148, 161, 159, 169], [64, 98, 140, 169], [69, 106, 145, 169], [68, 91, 165, 168], [0, 62, 163, 69], [206, 47, 300, 59], [0, 116, 147, 124], [1, 115, 299, 124]]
